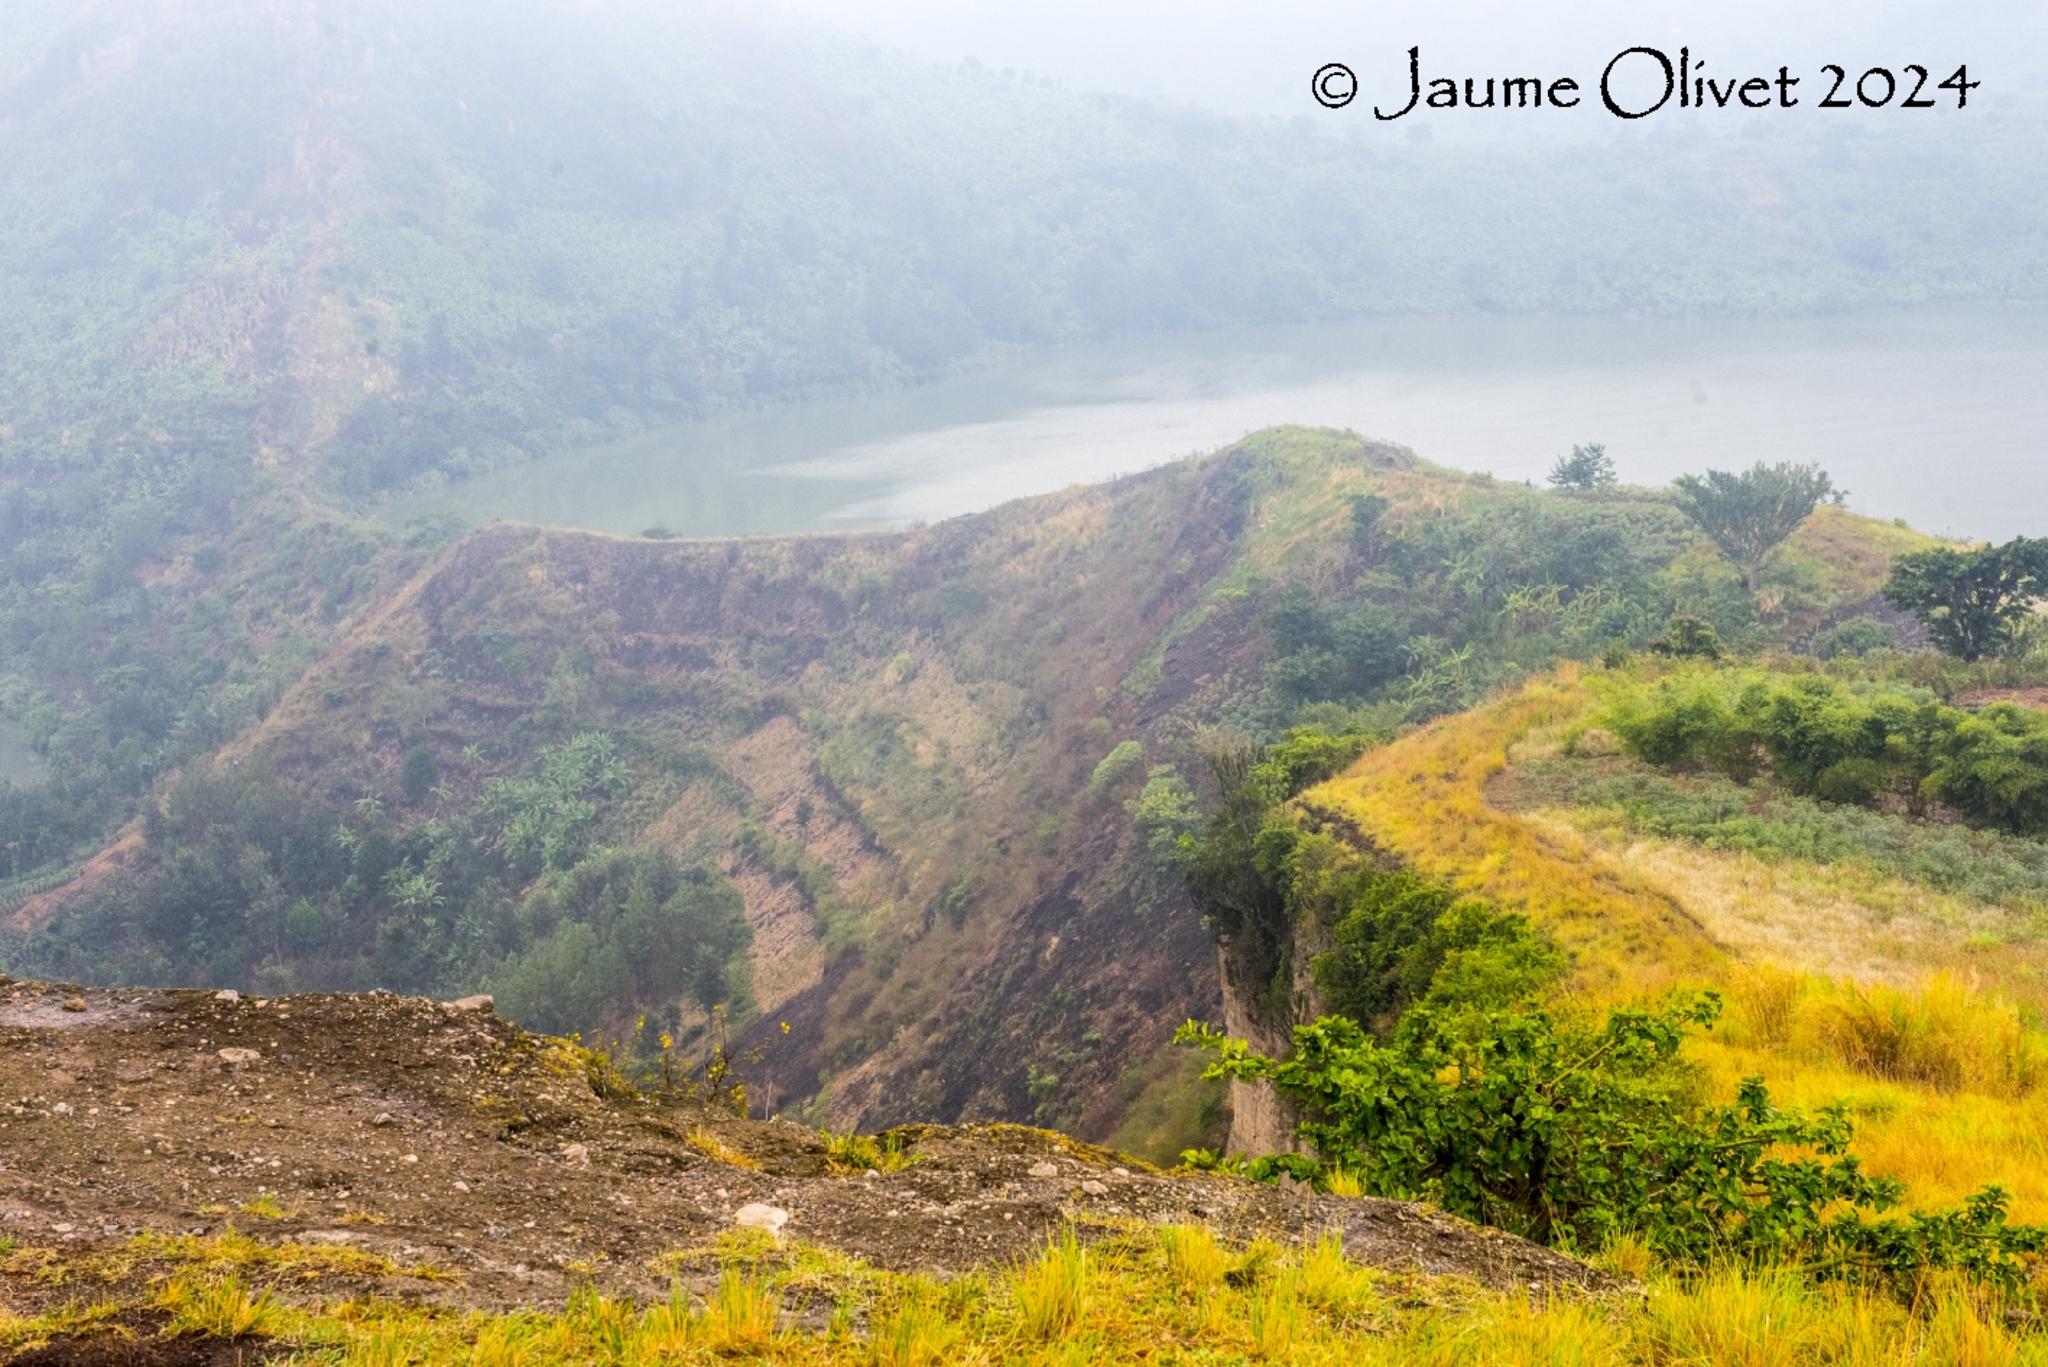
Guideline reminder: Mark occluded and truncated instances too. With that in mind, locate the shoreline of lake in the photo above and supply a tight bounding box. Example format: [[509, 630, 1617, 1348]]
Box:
[[388, 302, 2048, 545]]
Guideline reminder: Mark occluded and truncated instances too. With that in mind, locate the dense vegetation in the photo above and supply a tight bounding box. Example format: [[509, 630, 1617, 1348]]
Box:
[[1185, 997, 2045, 1289], [1884, 535, 2048, 661], [1257, 483, 1760, 727], [14, 733, 753, 1035], [1604, 668, 2048, 835]]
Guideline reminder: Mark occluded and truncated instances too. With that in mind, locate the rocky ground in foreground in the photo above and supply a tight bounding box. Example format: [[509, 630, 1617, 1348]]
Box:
[[0, 977, 1603, 1359]]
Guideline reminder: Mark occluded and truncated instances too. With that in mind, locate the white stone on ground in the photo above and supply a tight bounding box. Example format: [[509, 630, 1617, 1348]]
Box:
[[734, 1202, 790, 1236]]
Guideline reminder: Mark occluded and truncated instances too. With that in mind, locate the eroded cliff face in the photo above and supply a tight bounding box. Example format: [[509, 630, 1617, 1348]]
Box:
[[1215, 914, 1333, 1155], [17, 430, 1436, 1153], [1216, 938, 1295, 1155]]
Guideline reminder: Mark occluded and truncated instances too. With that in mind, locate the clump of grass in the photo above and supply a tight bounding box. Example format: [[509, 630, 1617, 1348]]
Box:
[[703, 1267, 779, 1351], [686, 1127, 760, 1171], [1796, 974, 2048, 1095], [1227, 1238, 1284, 1289], [625, 1283, 699, 1359], [468, 1313, 556, 1366], [561, 1284, 636, 1360], [867, 1276, 965, 1367], [1157, 1224, 1227, 1291], [1915, 1279, 2028, 1366], [823, 1128, 915, 1174], [1443, 1292, 1634, 1367], [1246, 1269, 1305, 1359], [1593, 1231, 1654, 1283], [1726, 965, 1804, 1049], [158, 1271, 279, 1339], [1010, 1227, 1089, 1341], [1641, 1268, 1824, 1367], [239, 1195, 288, 1220], [553, 1035, 638, 1103], [341, 1326, 418, 1367], [1322, 1166, 1366, 1198], [1294, 1232, 1379, 1319], [132, 1226, 407, 1280]]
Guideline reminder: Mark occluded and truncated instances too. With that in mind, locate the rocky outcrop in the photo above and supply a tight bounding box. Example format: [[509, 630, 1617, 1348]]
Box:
[[0, 978, 1609, 1322], [1215, 908, 1337, 1155]]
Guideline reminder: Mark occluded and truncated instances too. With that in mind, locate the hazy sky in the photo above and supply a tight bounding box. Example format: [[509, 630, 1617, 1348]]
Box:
[[761, 0, 2040, 128]]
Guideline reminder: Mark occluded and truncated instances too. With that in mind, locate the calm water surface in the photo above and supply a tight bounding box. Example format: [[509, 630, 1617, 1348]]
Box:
[[402, 304, 2048, 543]]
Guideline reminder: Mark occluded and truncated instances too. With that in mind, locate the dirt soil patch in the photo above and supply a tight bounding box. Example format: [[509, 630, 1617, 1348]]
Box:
[[4, 1313, 281, 1365], [1956, 687, 2048, 712], [0, 978, 1602, 1334]]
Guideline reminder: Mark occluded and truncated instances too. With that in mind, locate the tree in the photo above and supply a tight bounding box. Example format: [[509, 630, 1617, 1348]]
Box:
[[1883, 538, 2048, 662], [1346, 492, 1391, 561], [1547, 442, 1616, 492], [1646, 613, 1722, 660], [1126, 766, 1200, 870], [400, 744, 439, 805], [1671, 462, 1835, 593]]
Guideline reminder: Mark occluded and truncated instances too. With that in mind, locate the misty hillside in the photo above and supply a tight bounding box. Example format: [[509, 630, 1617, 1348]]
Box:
[[15, 2, 2048, 1360], [5, 0, 2026, 1009], [4, 0, 2044, 503], [2, 427, 1928, 1151]]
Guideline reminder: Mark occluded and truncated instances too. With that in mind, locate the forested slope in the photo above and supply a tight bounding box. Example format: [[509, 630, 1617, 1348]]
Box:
[[0, 0, 2014, 1147], [3, 428, 1929, 1146], [1, 0, 2028, 927]]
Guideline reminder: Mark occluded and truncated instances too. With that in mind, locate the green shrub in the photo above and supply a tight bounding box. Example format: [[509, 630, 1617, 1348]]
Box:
[[1648, 613, 1722, 660], [1180, 998, 2045, 1291], [1813, 616, 1898, 660], [1923, 704, 2048, 835], [399, 744, 439, 805], [1126, 766, 1200, 871], [1087, 740, 1146, 795], [1815, 756, 1888, 806], [1606, 669, 2048, 835], [1310, 872, 1561, 1029], [1606, 675, 1760, 779]]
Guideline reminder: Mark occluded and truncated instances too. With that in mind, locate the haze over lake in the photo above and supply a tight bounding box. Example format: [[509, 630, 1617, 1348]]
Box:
[[401, 302, 2048, 544]]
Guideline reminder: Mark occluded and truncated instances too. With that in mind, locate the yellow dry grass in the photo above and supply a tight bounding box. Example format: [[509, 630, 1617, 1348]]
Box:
[[10, 1225, 2043, 1364], [1305, 664, 2048, 1220], [1302, 666, 1725, 996], [1529, 813, 2048, 1009]]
